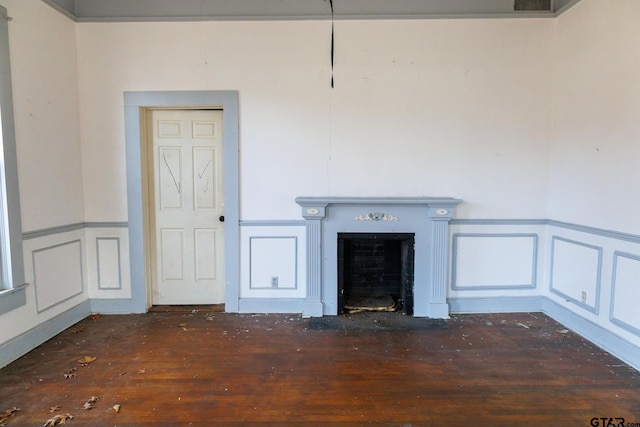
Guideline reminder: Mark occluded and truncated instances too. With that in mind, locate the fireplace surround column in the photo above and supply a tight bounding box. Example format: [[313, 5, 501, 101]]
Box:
[[299, 202, 328, 317], [296, 197, 462, 318]]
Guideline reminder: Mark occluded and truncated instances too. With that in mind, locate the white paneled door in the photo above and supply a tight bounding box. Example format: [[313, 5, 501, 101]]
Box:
[[149, 109, 225, 304]]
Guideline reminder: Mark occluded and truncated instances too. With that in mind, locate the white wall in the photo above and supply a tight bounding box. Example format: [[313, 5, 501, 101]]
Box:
[[548, 0, 640, 235], [76, 18, 554, 222], [2, 0, 84, 232], [0, 0, 88, 351]]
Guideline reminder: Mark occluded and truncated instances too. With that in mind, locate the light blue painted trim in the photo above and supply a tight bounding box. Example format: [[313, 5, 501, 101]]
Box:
[[548, 220, 640, 244], [451, 233, 538, 291], [96, 237, 123, 290], [296, 196, 462, 208], [248, 236, 298, 290], [542, 298, 640, 372], [0, 299, 91, 369], [48, 0, 580, 22], [32, 240, 84, 314], [39, 0, 77, 21], [452, 219, 640, 245], [240, 220, 306, 227], [450, 219, 547, 226], [0, 283, 27, 316], [89, 298, 140, 314], [22, 222, 85, 240], [610, 251, 640, 337], [555, 0, 583, 16], [549, 236, 602, 315], [124, 90, 240, 314], [22, 221, 128, 240], [238, 298, 304, 314], [0, 5, 27, 301], [448, 296, 544, 314], [85, 221, 128, 229]]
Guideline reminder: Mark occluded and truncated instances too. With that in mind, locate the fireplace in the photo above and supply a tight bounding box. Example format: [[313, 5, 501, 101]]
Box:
[[296, 197, 462, 318], [338, 233, 415, 315]]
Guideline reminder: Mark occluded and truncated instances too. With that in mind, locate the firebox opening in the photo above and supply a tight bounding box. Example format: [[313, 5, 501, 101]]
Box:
[[338, 233, 415, 316]]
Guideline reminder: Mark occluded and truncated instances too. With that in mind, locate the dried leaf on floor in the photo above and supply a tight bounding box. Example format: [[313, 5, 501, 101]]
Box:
[[112, 404, 121, 413], [0, 407, 19, 425], [177, 322, 188, 327], [63, 367, 77, 379], [70, 326, 85, 334], [43, 413, 73, 426], [81, 396, 99, 410], [90, 314, 101, 320], [77, 356, 97, 366], [137, 369, 146, 374], [49, 406, 61, 413]]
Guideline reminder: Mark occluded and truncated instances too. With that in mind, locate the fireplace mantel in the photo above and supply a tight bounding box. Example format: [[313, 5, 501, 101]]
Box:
[[295, 196, 462, 318]]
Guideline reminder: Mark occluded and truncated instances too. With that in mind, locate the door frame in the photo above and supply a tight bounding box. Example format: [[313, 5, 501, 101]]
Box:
[[124, 91, 239, 313]]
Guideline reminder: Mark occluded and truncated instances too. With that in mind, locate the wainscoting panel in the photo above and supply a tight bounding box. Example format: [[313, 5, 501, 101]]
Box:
[[96, 238, 122, 290], [33, 240, 84, 313], [550, 236, 602, 314], [240, 223, 306, 299], [452, 233, 538, 290], [610, 251, 640, 335], [250, 237, 297, 289], [85, 225, 131, 299]]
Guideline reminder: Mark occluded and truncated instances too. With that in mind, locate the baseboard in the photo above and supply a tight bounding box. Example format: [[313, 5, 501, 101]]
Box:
[[89, 298, 146, 314], [449, 295, 639, 372], [0, 300, 91, 368], [448, 296, 544, 313], [542, 298, 640, 372], [238, 298, 304, 314]]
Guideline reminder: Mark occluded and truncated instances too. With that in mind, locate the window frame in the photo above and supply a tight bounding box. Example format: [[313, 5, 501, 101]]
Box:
[[0, 5, 27, 315]]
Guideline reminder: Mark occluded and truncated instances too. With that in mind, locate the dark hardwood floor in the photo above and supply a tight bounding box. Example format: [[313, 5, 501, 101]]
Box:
[[1, 311, 638, 426]]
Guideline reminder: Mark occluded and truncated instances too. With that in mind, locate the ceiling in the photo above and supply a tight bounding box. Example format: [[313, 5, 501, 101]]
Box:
[[41, 0, 582, 22]]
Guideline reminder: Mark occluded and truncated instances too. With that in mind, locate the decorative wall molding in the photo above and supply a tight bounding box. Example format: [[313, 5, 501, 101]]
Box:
[[451, 233, 538, 291], [452, 219, 640, 244], [296, 196, 462, 318], [610, 251, 640, 337], [40, 0, 581, 22], [354, 212, 399, 222], [96, 237, 123, 290], [23, 221, 128, 240], [549, 236, 602, 315], [240, 220, 305, 227], [248, 236, 298, 290], [32, 240, 84, 313]]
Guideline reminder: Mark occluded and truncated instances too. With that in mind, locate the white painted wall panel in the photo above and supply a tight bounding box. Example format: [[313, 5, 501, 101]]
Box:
[[240, 225, 306, 298], [452, 234, 537, 289], [96, 238, 121, 290], [33, 240, 84, 313], [550, 237, 601, 312], [250, 237, 297, 289], [611, 253, 640, 334], [85, 227, 131, 299]]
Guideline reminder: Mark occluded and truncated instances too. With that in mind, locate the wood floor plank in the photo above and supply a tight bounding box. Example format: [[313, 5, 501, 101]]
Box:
[[0, 312, 638, 426]]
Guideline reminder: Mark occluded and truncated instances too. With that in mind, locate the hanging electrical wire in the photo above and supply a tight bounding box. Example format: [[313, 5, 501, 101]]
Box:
[[325, 0, 334, 88]]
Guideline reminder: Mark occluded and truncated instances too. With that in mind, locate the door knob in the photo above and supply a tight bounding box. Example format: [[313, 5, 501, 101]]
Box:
[[219, 215, 225, 222]]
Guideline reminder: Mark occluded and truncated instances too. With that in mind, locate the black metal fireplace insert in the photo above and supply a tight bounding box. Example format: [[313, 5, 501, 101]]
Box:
[[338, 233, 415, 315]]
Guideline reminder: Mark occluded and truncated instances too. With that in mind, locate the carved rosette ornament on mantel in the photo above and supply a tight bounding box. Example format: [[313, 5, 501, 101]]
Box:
[[354, 212, 399, 222]]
